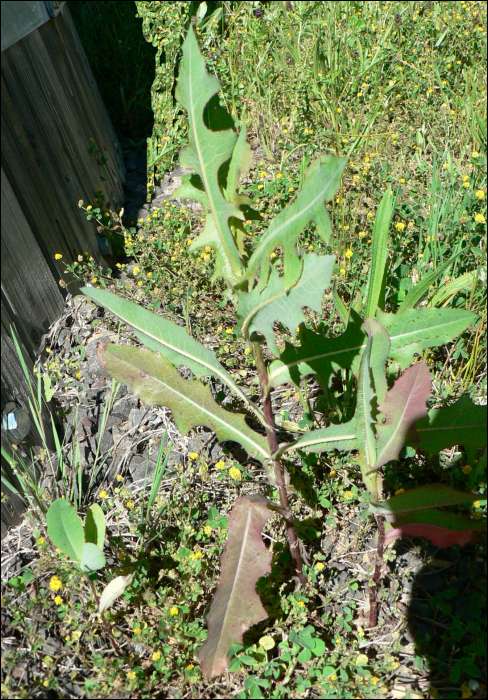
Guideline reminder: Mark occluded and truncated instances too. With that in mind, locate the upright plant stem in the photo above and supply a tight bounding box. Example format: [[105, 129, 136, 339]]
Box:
[[252, 340, 306, 586], [368, 513, 385, 628]]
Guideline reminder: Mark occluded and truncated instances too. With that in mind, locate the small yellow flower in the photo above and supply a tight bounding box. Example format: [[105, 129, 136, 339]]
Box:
[[471, 151, 479, 158], [86, 205, 92, 211], [186, 664, 195, 670], [259, 635, 275, 650], [37, 536, 45, 544], [43, 680, 49, 687], [288, 186, 294, 192], [297, 600, 306, 608], [216, 460, 226, 470], [189, 452, 199, 459], [475, 213, 486, 224], [395, 488, 405, 495], [229, 466, 242, 481], [189, 551, 203, 559], [54, 253, 62, 260], [339, 267, 346, 275], [463, 465, 472, 474], [169, 607, 179, 616], [330, 469, 336, 477], [114, 487, 120, 494], [50, 576, 62, 591], [99, 490, 107, 499], [54, 596, 63, 605], [276, 172, 283, 179], [395, 222, 406, 231], [316, 562, 325, 571], [463, 181, 470, 188], [225, 328, 233, 334], [358, 231, 366, 238], [127, 671, 136, 680], [344, 490, 354, 500], [371, 676, 380, 686], [345, 249, 353, 259], [91, 278, 98, 284], [116, 474, 123, 482], [473, 501, 481, 509], [399, 178, 406, 184], [132, 266, 140, 275], [244, 347, 251, 355], [204, 525, 212, 536], [330, 674, 337, 681], [152, 651, 162, 661], [337, 107, 342, 112], [133, 627, 141, 634], [126, 501, 134, 509], [475, 190, 485, 200]]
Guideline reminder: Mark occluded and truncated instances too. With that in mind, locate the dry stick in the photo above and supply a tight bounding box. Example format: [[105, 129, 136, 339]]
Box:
[[368, 513, 385, 628], [252, 340, 307, 586]]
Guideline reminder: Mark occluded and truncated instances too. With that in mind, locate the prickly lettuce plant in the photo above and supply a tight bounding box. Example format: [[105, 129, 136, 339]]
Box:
[[82, 27, 486, 679]]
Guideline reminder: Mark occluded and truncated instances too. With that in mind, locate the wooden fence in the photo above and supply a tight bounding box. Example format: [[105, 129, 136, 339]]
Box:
[[1, 1, 126, 535]]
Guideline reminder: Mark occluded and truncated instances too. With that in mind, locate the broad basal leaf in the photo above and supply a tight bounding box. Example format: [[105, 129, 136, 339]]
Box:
[[245, 155, 347, 284], [80, 542, 106, 573], [237, 253, 335, 356], [46, 498, 84, 562], [81, 288, 265, 426], [96, 342, 273, 478], [275, 418, 358, 459], [410, 395, 487, 454], [198, 495, 273, 679], [85, 503, 106, 549], [369, 483, 484, 517], [383, 509, 486, 547], [172, 27, 245, 286], [372, 361, 431, 472]]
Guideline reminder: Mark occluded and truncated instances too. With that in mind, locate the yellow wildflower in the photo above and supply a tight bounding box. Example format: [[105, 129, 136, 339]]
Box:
[[37, 537, 45, 545], [169, 607, 179, 616], [127, 671, 136, 680], [189, 452, 199, 459], [152, 651, 162, 661], [475, 213, 486, 224], [475, 190, 485, 200], [54, 253, 62, 260], [229, 466, 242, 481], [126, 501, 134, 509], [297, 601, 305, 608], [49, 576, 62, 592], [54, 596, 63, 605], [340, 267, 346, 275], [344, 490, 354, 500], [204, 525, 212, 536], [395, 222, 406, 231], [316, 562, 325, 571], [345, 249, 353, 259], [216, 460, 226, 470], [99, 490, 107, 499], [186, 664, 195, 670], [132, 266, 140, 275]]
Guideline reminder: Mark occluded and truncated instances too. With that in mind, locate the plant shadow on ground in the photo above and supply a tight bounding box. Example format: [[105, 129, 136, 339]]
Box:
[[391, 538, 486, 699]]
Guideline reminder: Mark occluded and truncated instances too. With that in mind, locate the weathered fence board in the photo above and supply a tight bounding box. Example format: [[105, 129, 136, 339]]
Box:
[[1, 1, 126, 535]]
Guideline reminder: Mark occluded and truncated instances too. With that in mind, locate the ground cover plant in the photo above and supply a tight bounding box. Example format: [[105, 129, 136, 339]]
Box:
[[2, 2, 487, 699]]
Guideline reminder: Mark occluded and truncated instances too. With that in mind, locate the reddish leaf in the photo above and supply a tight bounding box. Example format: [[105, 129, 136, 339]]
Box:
[[372, 361, 431, 471], [384, 508, 486, 547], [197, 495, 273, 679]]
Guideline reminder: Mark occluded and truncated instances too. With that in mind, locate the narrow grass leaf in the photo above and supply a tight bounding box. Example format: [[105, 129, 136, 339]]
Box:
[[365, 189, 394, 317]]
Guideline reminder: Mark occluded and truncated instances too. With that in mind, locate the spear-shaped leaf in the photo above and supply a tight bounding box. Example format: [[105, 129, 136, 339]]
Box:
[[96, 342, 274, 478], [369, 483, 484, 516], [198, 494, 273, 679], [268, 307, 473, 389], [237, 253, 335, 355], [172, 27, 245, 286], [383, 510, 486, 547], [356, 318, 390, 473], [409, 395, 487, 454], [245, 155, 347, 284], [275, 418, 358, 459], [372, 361, 431, 472], [81, 288, 265, 426]]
